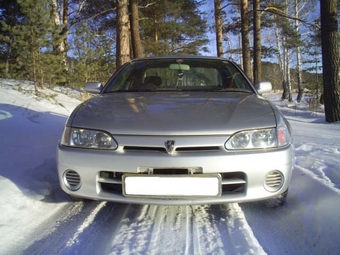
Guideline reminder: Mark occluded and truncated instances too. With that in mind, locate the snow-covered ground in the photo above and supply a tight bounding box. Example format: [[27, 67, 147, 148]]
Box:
[[0, 79, 339, 255]]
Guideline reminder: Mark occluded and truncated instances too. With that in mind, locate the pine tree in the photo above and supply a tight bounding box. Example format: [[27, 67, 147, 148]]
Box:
[[6, 0, 64, 92], [69, 22, 112, 87], [0, 0, 24, 78], [140, 0, 208, 56]]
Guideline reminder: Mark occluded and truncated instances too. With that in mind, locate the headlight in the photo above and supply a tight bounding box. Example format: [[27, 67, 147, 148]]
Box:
[[225, 126, 290, 150], [61, 127, 118, 150]]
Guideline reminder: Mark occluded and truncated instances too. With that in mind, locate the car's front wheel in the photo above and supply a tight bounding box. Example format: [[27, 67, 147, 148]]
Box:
[[263, 189, 288, 208]]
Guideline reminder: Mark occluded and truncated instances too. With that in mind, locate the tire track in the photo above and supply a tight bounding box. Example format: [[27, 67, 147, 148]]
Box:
[[23, 201, 265, 255], [217, 204, 266, 255], [107, 204, 264, 255], [190, 205, 225, 255], [184, 206, 194, 255], [23, 201, 97, 255], [109, 204, 158, 255], [23, 201, 128, 255]]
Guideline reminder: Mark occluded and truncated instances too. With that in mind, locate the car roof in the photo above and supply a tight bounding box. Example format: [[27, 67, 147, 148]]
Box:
[[129, 55, 233, 62]]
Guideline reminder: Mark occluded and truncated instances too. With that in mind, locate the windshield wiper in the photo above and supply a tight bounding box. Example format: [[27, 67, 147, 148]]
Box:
[[106, 89, 158, 93], [214, 88, 253, 93], [106, 88, 254, 93]]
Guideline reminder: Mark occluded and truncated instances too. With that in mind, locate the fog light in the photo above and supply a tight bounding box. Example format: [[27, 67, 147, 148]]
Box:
[[264, 170, 284, 192]]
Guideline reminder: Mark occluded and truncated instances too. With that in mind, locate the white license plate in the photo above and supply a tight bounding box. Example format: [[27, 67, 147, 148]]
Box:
[[123, 174, 221, 198]]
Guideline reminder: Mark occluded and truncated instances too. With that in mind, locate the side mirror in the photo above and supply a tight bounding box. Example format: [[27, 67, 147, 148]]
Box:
[[85, 82, 103, 94], [255, 81, 272, 95]]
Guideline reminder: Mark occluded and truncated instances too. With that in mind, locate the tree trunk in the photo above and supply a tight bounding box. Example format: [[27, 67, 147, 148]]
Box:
[[129, 0, 143, 58], [275, 24, 285, 97], [240, 0, 251, 79], [320, 0, 340, 122], [31, 45, 39, 94], [5, 35, 13, 78], [285, 45, 292, 102], [282, 42, 288, 100], [116, 0, 131, 68], [62, 0, 68, 67], [295, 0, 303, 102], [253, 0, 261, 83], [51, 0, 67, 65], [296, 45, 303, 102], [214, 0, 223, 57]]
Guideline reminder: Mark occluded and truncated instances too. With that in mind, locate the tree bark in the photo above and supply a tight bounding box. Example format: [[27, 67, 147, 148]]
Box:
[[295, 0, 303, 102], [116, 0, 131, 68], [5, 35, 13, 78], [253, 0, 262, 83], [129, 0, 143, 58], [214, 0, 223, 57], [320, 0, 340, 122], [50, 0, 67, 65], [240, 0, 251, 79], [282, 42, 288, 100], [285, 45, 292, 102], [62, 0, 68, 67]]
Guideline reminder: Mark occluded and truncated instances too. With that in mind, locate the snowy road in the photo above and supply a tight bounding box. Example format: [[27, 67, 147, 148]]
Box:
[[1, 81, 340, 255], [24, 202, 265, 255]]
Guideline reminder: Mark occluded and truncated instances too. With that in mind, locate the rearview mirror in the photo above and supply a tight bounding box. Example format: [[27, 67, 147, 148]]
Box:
[[169, 64, 190, 71], [85, 82, 103, 94], [255, 81, 272, 95]]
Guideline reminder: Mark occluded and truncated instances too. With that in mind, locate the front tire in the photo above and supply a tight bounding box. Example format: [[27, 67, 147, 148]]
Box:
[[263, 189, 288, 208]]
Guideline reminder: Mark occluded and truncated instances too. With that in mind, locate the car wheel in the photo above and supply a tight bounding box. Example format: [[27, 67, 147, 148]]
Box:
[[263, 189, 288, 208]]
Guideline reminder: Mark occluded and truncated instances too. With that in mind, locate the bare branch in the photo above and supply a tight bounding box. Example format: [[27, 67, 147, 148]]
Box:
[[257, 6, 320, 29], [77, 0, 87, 15], [139, 2, 157, 9], [69, 8, 117, 31], [221, 3, 237, 11]]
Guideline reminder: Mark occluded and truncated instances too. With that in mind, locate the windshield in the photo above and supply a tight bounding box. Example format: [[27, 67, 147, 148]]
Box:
[[103, 58, 254, 93]]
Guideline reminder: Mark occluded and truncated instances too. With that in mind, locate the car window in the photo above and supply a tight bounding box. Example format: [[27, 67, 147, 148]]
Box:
[[143, 66, 222, 87], [104, 59, 254, 93]]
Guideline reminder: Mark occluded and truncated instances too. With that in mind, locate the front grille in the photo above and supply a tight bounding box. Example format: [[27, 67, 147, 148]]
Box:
[[98, 170, 246, 196], [123, 146, 166, 153], [175, 146, 220, 152], [98, 171, 124, 194], [101, 183, 122, 194], [123, 146, 220, 153], [220, 172, 246, 194], [64, 170, 81, 191]]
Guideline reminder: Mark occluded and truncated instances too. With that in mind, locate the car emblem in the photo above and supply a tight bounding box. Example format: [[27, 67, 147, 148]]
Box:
[[165, 140, 175, 154]]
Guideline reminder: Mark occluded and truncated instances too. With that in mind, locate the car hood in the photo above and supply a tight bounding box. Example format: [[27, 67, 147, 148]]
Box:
[[69, 92, 276, 135]]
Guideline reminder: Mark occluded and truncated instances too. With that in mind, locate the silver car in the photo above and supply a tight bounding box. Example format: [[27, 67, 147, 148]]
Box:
[[57, 56, 294, 207]]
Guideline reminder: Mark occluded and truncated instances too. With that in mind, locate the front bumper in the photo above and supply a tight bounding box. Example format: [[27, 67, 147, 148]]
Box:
[[57, 139, 294, 205]]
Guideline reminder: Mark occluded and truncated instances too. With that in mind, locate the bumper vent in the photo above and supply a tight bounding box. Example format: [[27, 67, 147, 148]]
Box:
[[123, 146, 220, 153], [264, 170, 284, 192], [63, 170, 81, 191]]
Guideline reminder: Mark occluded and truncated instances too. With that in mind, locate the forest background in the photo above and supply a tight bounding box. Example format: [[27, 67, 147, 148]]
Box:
[[0, 0, 339, 122]]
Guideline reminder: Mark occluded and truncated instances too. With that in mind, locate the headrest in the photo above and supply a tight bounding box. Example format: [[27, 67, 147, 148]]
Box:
[[144, 76, 162, 86]]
